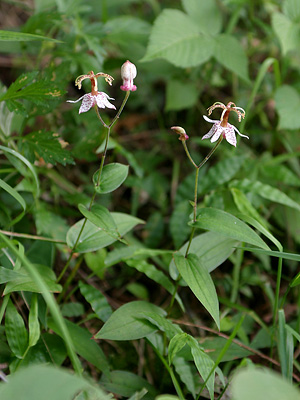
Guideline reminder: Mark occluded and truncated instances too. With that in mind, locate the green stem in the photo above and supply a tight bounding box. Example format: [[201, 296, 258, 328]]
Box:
[[230, 245, 244, 303], [147, 339, 185, 400], [270, 256, 283, 355], [0, 230, 66, 244], [57, 256, 83, 303], [57, 92, 130, 285]]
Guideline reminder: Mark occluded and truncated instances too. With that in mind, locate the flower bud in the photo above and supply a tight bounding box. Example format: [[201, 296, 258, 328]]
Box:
[[171, 126, 189, 141], [120, 60, 137, 91]]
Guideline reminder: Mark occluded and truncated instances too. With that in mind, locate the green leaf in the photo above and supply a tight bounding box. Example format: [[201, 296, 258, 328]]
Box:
[[78, 203, 122, 242], [100, 370, 157, 399], [2, 265, 62, 295], [291, 271, 300, 287], [28, 294, 40, 348], [187, 335, 215, 400], [21, 131, 74, 166], [231, 178, 300, 212], [214, 34, 249, 81], [241, 247, 300, 262], [104, 16, 151, 45], [5, 299, 28, 358], [67, 213, 144, 253], [182, 0, 222, 35], [275, 85, 300, 130], [93, 163, 129, 194], [231, 367, 300, 400], [170, 200, 192, 248], [0, 178, 26, 226], [168, 333, 189, 365], [171, 231, 238, 275], [0, 364, 112, 400], [48, 318, 110, 375], [173, 253, 220, 329], [165, 80, 199, 111], [271, 12, 300, 55], [79, 281, 112, 322], [141, 9, 214, 67], [94, 301, 166, 340], [0, 30, 61, 42], [191, 208, 270, 250]]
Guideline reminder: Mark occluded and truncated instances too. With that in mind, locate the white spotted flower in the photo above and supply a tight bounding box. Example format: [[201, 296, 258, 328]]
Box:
[[202, 102, 249, 147], [67, 71, 116, 114]]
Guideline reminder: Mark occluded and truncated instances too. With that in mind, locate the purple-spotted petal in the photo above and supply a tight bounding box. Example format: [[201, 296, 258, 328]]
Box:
[[79, 93, 95, 114], [95, 92, 116, 110], [210, 125, 223, 143], [202, 123, 218, 140], [224, 126, 237, 147], [232, 124, 249, 139]]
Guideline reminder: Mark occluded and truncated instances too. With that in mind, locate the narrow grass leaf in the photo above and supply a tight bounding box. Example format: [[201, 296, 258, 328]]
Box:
[[0, 178, 26, 226], [28, 294, 40, 348], [5, 299, 28, 358], [95, 301, 166, 340], [191, 208, 269, 250], [0, 30, 61, 42], [93, 163, 129, 194], [241, 247, 300, 262], [173, 253, 220, 329]]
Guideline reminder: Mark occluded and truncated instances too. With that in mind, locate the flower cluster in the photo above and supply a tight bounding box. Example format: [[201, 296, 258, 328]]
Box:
[[67, 61, 137, 114]]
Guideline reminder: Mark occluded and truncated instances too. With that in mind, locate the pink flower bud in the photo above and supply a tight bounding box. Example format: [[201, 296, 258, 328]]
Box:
[[171, 126, 189, 141], [120, 60, 137, 91]]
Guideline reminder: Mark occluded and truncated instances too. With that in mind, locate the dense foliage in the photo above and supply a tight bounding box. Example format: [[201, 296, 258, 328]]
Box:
[[0, 0, 300, 399]]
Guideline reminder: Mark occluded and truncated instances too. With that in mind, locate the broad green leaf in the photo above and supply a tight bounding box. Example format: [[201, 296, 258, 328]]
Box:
[[125, 259, 184, 310], [165, 80, 198, 111], [104, 16, 151, 45], [168, 333, 189, 365], [191, 208, 270, 250], [141, 312, 183, 340], [182, 0, 222, 35], [231, 178, 300, 212], [214, 34, 249, 81], [79, 281, 112, 322], [93, 163, 129, 194], [187, 335, 215, 400], [100, 370, 157, 399], [0, 30, 61, 42], [94, 301, 166, 340], [21, 131, 74, 166], [170, 231, 238, 275], [275, 85, 300, 129], [261, 164, 300, 187], [5, 299, 28, 358], [231, 367, 300, 400], [2, 265, 62, 295], [48, 318, 110, 374], [271, 12, 300, 55], [0, 178, 26, 225], [173, 253, 220, 329], [141, 9, 214, 67], [61, 302, 85, 318], [67, 212, 144, 253], [78, 204, 125, 244], [0, 145, 40, 197], [28, 294, 40, 348], [0, 364, 112, 400]]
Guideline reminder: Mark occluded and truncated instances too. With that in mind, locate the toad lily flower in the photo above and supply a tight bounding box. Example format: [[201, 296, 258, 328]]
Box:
[[67, 71, 116, 114], [202, 102, 249, 147]]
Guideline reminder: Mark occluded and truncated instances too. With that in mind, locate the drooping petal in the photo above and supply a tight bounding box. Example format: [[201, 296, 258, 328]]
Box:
[[95, 92, 116, 110], [224, 126, 237, 147], [202, 123, 218, 140], [79, 93, 95, 114], [66, 95, 85, 104], [203, 115, 220, 124], [232, 124, 249, 139]]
